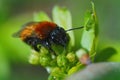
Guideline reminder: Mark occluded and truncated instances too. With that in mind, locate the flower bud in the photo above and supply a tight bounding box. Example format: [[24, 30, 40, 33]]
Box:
[[28, 50, 39, 65], [40, 47, 48, 54], [76, 49, 91, 65], [50, 67, 66, 79], [66, 52, 76, 62], [39, 54, 52, 67], [57, 54, 68, 67]]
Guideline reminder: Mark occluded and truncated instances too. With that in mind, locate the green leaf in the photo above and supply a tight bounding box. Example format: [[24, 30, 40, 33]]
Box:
[[94, 47, 117, 62], [68, 63, 84, 75], [33, 11, 51, 21], [98, 41, 120, 61], [66, 62, 120, 80], [52, 6, 74, 46], [81, 2, 98, 58]]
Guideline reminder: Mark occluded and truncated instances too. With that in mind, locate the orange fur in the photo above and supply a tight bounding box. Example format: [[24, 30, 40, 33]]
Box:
[[35, 21, 57, 39], [20, 26, 35, 40], [20, 21, 57, 40]]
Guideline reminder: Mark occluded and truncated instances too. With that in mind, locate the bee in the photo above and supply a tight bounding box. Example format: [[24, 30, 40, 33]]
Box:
[[13, 21, 83, 55]]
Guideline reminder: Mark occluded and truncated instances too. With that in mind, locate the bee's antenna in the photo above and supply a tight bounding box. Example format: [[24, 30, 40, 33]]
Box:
[[66, 26, 84, 32]]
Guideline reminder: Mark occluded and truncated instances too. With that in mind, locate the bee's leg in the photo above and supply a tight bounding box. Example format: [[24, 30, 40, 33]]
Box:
[[33, 44, 41, 52], [47, 46, 56, 56], [41, 40, 56, 56]]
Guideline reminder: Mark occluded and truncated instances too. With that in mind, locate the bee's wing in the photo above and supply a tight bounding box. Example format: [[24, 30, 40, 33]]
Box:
[[22, 22, 37, 28], [12, 21, 37, 38], [12, 30, 21, 38]]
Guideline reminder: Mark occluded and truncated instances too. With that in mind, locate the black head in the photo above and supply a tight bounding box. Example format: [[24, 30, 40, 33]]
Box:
[[50, 27, 70, 47]]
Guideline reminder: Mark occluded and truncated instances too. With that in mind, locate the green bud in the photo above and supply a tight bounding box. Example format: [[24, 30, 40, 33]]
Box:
[[50, 67, 66, 79], [39, 54, 52, 67], [40, 47, 49, 54], [28, 50, 40, 65], [66, 52, 76, 62], [57, 54, 68, 67]]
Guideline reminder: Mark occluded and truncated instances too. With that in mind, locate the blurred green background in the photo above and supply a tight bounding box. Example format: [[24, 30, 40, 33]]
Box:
[[0, 0, 120, 80]]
